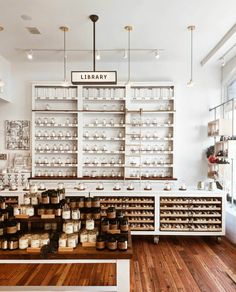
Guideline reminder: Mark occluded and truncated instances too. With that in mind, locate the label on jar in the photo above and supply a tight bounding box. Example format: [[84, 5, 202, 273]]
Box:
[[73, 221, 81, 233], [26, 207, 34, 217], [86, 220, 94, 231], [31, 239, 40, 248], [19, 238, 29, 249], [31, 196, 38, 205], [80, 233, 88, 243], [13, 207, 20, 216], [88, 233, 97, 243], [68, 238, 76, 248], [59, 238, 67, 247], [72, 210, 80, 220], [65, 223, 74, 234], [24, 196, 31, 205], [44, 223, 51, 230], [62, 210, 71, 220]]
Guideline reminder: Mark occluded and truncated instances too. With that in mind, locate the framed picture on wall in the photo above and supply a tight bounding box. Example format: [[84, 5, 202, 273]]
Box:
[[5, 120, 30, 150]]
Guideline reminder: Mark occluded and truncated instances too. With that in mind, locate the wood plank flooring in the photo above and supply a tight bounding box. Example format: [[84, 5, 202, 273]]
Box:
[[0, 236, 235, 291]]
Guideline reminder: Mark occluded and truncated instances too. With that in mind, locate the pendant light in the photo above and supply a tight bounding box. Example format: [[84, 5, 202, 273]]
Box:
[[187, 25, 196, 87], [124, 25, 133, 85], [60, 26, 70, 87]]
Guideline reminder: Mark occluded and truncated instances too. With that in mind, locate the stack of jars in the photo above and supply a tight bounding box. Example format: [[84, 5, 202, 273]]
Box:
[[19, 233, 50, 249], [96, 208, 129, 251], [0, 196, 22, 250], [79, 219, 98, 244]]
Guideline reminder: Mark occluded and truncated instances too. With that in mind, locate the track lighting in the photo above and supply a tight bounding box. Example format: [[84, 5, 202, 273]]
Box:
[[96, 50, 101, 60], [123, 50, 128, 59], [220, 57, 225, 67], [27, 50, 33, 60], [155, 50, 160, 59], [125, 25, 133, 85]]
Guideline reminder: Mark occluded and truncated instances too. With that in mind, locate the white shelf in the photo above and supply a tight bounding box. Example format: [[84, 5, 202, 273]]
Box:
[[84, 124, 125, 128], [36, 124, 78, 128], [35, 137, 78, 141], [35, 151, 78, 154], [35, 164, 78, 167], [83, 164, 124, 168], [83, 151, 125, 154], [83, 137, 125, 141]]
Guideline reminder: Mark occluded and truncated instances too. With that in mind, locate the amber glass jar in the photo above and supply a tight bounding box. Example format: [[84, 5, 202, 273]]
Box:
[[51, 192, 60, 204], [85, 197, 92, 208], [69, 198, 77, 209], [8, 236, 19, 250], [77, 197, 85, 208], [37, 205, 45, 216], [107, 207, 116, 219], [118, 237, 128, 251], [107, 237, 117, 251], [96, 235, 106, 250], [41, 193, 50, 204], [54, 204, 62, 217], [92, 208, 101, 220], [120, 218, 129, 232], [7, 221, 18, 235], [92, 197, 100, 208], [85, 209, 93, 220], [101, 218, 109, 233], [110, 219, 118, 230]]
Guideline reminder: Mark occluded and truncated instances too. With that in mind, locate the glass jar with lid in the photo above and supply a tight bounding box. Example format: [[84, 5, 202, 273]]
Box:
[[72, 209, 80, 220], [101, 218, 109, 233], [77, 197, 85, 208], [8, 236, 19, 250], [92, 208, 101, 220], [107, 237, 117, 251], [96, 235, 106, 250], [50, 192, 60, 204], [62, 205, 71, 220], [7, 220, 18, 235], [107, 207, 116, 219], [120, 217, 129, 232], [85, 197, 92, 208], [41, 192, 50, 204], [92, 197, 100, 208]]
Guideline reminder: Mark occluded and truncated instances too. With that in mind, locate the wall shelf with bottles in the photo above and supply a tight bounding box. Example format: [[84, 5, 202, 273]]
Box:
[[32, 82, 175, 180]]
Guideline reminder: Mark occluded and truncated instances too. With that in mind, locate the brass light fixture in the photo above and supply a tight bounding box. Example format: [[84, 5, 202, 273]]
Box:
[[60, 26, 70, 87], [125, 25, 133, 85], [187, 25, 196, 87]]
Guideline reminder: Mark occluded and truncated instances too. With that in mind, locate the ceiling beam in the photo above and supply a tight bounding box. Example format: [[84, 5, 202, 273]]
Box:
[[201, 23, 236, 66]]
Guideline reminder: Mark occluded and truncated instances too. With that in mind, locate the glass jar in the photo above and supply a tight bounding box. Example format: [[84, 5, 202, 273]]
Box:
[[80, 230, 88, 243], [7, 221, 18, 234], [59, 234, 67, 247], [19, 236, 29, 249], [69, 199, 77, 209], [80, 209, 85, 220], [96, 235, 106, 250], [31, 235, 40, 248], [8, 236, 19, 250], [31, 194, 39, 205], [67, 234, 77, 248], [110, 219, 118, 230], [37, 205, 45, 216], [62, 207, 71, 220], [72, 209, 80, 220], [24, 194, 31, 205], [107, 237, 117, 251], [0, 222, 4, 236], [26, 205, 34, 217], [88, 230, 97, 243], [85, 209, 92, 220], [65, 221, 74, 234], [118, 237, 128, 251], [55, 204, 62, 217], [120, 218, 129, 232], [77, 197, 84, 208], [2, 237, 8, 250], [40, 234, 50, 247], [107, 207, 116, 219], [92, 208, 101, 220], [73, 220, 81, 233], [101, 218, 109, 233], [86, 219, 94, 231], [41, 192, 50, 204], [45, 205, 54, 215], [51, 192, 60, 204], [85, 197, 92, 208], [0, 197, 6, 210], [51, 223, 57, 231], [13, 205, 20, 216], [92, 197, 100, 208]]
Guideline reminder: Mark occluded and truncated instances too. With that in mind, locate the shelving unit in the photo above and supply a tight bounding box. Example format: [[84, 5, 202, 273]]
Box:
[[31, 82, 176, 181]]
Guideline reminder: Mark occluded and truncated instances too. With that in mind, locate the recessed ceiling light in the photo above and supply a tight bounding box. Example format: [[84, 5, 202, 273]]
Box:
[[21, 15, 32, 21], [154, 50, 160, 59], [0, 26, 4, 32], [27, 50, 33, 60]]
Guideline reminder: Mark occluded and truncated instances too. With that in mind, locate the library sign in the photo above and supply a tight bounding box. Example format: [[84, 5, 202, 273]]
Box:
[[71, 71, 117, 85]]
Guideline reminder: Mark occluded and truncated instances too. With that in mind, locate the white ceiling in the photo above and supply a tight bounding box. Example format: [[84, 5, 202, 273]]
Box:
[[0, 0, 236, 64]]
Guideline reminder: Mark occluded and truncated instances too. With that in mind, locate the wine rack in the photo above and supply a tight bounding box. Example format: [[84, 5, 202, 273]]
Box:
[[160, 197, 222, 232], [99, 196, 155, 231]]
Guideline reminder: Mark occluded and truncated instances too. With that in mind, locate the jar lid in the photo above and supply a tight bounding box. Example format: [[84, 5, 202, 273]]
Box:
[[85, 197, 92, 202], [97, 235, 105, 241], [110, 219, 118, 224], [118, 237, 127, 242], [101, 218, 109, 224], [92, 197, 100, 201], [108, 237, 116, 243]]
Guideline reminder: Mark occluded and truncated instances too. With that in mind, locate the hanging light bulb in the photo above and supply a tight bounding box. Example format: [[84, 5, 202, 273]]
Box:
[[95, 50, 101, 60], [187, 25, 196, 87], [124, 25, 133, 85], [27, 49, 33, 60], [60, 26, 70, 87], [155, 50, 160, 59]]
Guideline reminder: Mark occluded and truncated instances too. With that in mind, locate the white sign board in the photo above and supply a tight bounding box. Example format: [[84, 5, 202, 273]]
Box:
[[71, 71, 117, 85]]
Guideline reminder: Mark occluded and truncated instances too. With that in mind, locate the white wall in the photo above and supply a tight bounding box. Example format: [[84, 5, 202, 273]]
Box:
[[0, 54, 11, 102], [0, 60, 221, 185]]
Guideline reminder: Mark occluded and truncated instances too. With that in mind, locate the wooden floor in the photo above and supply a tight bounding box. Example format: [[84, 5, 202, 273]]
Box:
[[0, 236, 236, 291]]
